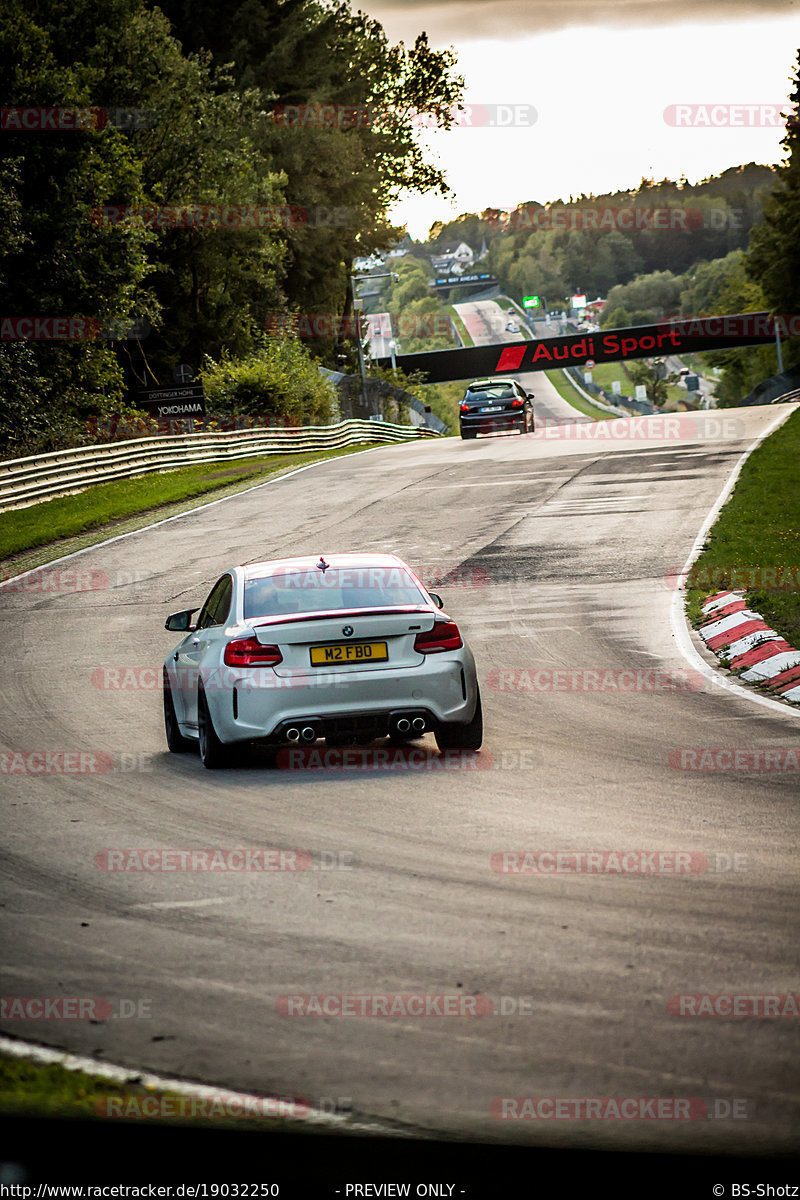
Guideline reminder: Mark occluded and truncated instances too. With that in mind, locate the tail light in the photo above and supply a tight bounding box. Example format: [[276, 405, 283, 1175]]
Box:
[[414, 621, 463, 654], [460, 402, 470, 413], [511, 398, 524, 408], [224, 637, 282, 667]]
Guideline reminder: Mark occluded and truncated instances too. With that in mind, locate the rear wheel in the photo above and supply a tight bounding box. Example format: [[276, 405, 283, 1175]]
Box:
[[197, 685, 233, 768], [460, 428, 477, 440], [163, 669, 193, 753], [434, 689, 483, 752]]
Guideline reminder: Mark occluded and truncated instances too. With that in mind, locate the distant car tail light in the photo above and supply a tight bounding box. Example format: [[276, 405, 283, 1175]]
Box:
[[460, 402, 470, 413], [414, 621, 463, 654], [224, 637, 282, 666], [511, 398, 524, 408]]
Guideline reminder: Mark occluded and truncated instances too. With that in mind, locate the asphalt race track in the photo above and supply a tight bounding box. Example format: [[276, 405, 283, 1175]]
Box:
[[1, 392, 798, 1165]]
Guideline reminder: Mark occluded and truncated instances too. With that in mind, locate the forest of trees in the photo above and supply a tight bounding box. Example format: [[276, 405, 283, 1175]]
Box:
[[0, 0, 464, 452]]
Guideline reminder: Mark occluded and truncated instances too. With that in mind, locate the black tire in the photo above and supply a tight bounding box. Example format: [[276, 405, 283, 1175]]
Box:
[[434, 688, 483, 752], [197, 685, 233, 768], [163, 669, 193, 753], [460, 428, 477, 440]]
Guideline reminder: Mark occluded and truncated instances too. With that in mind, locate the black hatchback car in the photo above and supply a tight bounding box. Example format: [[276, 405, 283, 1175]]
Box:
[[459, 377, 534, 439]]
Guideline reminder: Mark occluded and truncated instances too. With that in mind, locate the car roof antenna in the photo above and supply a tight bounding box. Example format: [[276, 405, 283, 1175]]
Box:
[[316, 557, 329, 573]]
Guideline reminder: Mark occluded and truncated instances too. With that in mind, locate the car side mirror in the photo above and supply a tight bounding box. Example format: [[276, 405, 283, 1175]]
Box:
[[165, 609, 197, 632], [527, 392, 534, 399], [429, 593, 444, 609]]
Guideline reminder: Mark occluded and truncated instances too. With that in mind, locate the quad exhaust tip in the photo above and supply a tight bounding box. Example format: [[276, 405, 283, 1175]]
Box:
[[286, 727, 301, 742], [301, 726, 317, 742], [395, 715, 426, 734]]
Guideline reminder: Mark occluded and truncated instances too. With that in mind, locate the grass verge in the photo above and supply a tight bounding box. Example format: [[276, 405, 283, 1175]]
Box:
[[544, 371, 617, 421], [0, 1050, 297, 1130], [0, 443, 380, 576], [685, 407, 800, 647], [443, 306, 472, 347], [584, 362, 631, 395]]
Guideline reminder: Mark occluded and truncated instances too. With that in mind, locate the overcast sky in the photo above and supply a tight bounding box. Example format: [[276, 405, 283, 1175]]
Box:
[[356, 0, 800, 239], [366, 0, 795, 42]]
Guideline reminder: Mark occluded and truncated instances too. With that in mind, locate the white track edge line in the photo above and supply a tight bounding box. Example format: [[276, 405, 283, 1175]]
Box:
[[669, 406, 799, 721], [0, 1034, 408, 1138]]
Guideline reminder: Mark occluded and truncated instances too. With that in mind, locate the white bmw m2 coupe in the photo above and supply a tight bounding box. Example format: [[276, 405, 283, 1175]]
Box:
[[163, 553, 482, 767]]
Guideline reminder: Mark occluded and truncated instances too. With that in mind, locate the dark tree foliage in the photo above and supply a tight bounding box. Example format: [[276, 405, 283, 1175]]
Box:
[[746, 54, 800, 321], [481, 167, 775, 307], [154, 0, 465, 326], [0, 0, 464, 451], [0, 0, 155, 450], [706, 62, 800, 402]]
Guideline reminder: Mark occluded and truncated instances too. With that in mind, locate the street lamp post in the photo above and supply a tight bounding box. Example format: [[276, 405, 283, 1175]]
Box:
[[349, 271, 400, 416], [349, 275, 369, 415]]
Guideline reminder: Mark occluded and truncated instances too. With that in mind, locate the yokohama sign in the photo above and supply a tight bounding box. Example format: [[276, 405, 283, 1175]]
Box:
[[380, 312, 793, 382]]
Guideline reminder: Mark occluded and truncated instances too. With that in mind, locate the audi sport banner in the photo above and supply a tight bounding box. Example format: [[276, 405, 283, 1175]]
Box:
[[137, 384, 206, 419], [378, 312, 792, 383]]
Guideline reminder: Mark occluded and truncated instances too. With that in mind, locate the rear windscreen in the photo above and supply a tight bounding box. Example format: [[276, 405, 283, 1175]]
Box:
[[466, 387, 514, 401], [244, 567, 428, 618]]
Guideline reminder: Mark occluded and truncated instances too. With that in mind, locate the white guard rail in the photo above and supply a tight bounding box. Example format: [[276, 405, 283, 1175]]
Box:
[[0, 419, 439, 511]]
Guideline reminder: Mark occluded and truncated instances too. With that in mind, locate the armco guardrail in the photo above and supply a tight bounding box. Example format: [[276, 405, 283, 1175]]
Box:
[[0, 419, 438, 511], [770, 387, 800, 404]]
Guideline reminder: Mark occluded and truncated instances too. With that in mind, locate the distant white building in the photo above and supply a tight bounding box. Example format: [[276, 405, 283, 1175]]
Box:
[[353, 254, 384, 272], [430, 240, 475, 275]]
